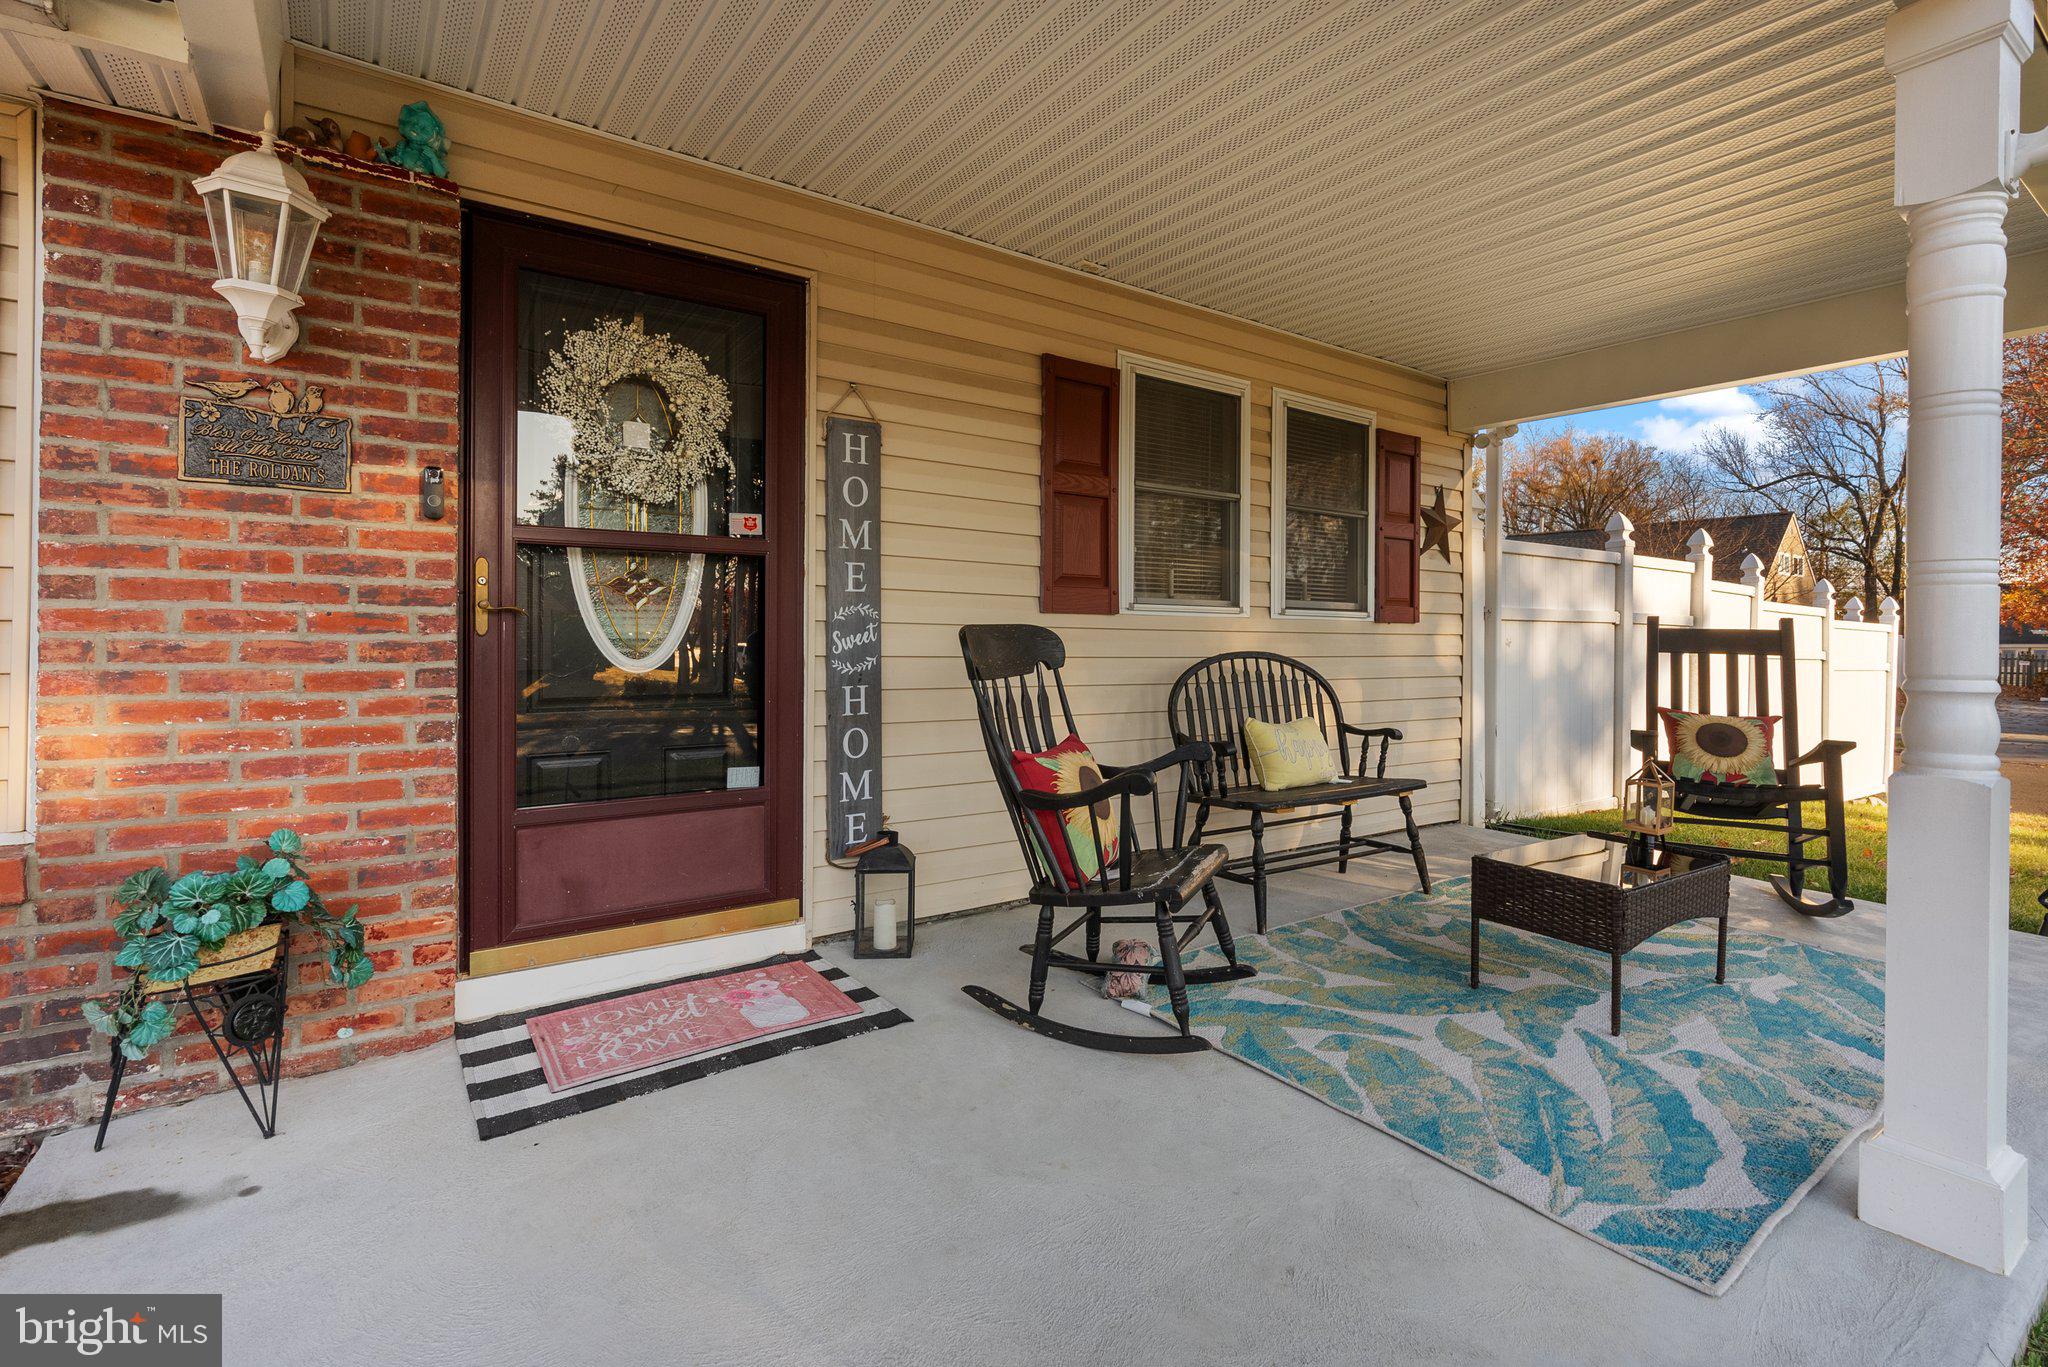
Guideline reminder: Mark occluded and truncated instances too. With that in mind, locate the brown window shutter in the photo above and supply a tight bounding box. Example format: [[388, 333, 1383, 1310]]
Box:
[[1375, 428, 1422, 624], [1039, 354, 1120, 614]]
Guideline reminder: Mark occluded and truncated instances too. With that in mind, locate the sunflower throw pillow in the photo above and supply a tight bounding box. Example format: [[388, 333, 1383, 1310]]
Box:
[[1241, 715, 1340, 792], [1658, 708, 1779, 786], [1009, 733, 1120, 885]]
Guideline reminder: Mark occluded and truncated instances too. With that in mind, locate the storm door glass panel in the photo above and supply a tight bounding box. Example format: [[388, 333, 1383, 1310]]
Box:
[[513, 270, 766, 531], [515, 548, 763, 808], [506, 266, 769, 812], [1283, 406, 1372, 611]]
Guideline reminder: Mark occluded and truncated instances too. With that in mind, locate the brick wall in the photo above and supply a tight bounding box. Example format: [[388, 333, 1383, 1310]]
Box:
[[0, 103, 463, 1137]]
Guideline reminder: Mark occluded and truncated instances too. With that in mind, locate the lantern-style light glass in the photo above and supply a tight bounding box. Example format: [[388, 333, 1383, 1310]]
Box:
[[193, 118, 330, 363], [852, 834, 915, 959], [1622, 759, 1677, 838]]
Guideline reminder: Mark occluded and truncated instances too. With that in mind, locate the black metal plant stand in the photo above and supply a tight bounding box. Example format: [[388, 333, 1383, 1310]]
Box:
[[94, 946, 288, 1152]]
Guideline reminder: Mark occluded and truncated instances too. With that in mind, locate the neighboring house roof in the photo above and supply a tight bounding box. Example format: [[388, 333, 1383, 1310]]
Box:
[[1512, 513, 1800, 583]]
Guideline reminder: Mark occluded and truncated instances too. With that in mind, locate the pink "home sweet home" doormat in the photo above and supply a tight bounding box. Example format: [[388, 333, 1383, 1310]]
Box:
[[526, 959, 865, 1091]]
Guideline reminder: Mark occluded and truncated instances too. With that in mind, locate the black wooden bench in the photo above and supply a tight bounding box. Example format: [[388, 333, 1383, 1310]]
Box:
[[1167, 651, 1430, 933]]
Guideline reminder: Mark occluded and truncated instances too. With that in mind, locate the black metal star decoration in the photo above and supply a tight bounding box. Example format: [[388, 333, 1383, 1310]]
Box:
[[1421, 484, 1459, 562]]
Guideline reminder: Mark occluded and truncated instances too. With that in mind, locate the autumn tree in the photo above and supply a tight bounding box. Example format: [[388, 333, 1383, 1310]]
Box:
[[1697, 360, 1907, 607], [2003, 333, 2048, 629], [1498, 427, 1733, 535]]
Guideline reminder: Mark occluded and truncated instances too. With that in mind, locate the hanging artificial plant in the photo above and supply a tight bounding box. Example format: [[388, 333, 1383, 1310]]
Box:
[[537, 316, 734, 506], [82, 829, 375, 1060]]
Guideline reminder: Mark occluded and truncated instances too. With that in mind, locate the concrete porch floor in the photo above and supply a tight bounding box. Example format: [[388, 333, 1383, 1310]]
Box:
[[6, 824, 2048, 1366]]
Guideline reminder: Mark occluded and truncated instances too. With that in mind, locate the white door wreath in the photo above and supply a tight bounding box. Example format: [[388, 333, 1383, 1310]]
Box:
[[538, 318, 734, 674]]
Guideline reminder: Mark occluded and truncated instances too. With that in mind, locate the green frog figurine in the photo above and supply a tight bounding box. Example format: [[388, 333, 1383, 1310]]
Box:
[[375, 101, 449, 178]]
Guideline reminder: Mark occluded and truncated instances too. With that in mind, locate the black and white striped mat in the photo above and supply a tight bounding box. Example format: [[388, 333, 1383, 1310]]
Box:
[[454, 951, 910, 1140]]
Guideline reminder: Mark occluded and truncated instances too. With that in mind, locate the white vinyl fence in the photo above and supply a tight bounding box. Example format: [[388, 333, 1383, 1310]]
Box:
[[1480, 518, 1898, 820]]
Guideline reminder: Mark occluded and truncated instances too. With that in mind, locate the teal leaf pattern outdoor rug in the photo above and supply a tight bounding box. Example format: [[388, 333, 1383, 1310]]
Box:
[[1143, 877, 1883, 1294]]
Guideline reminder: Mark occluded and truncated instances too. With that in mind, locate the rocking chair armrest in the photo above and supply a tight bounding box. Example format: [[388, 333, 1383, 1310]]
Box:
[[1629, 728, 1657, 756], [1103, 740, 1214, 780], [1014, 769, 1155, 811], [1792, 738, 1856, 769], [1340, 723, 1403, 742]]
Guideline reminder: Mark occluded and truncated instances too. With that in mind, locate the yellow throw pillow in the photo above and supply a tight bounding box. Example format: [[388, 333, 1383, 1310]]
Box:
[[1241, 716, 1339, 792]]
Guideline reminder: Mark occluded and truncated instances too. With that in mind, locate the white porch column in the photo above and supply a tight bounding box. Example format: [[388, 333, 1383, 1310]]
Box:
[[1861, 0, 2030, 1275], [1607, 512, 1635, 805], [1478, 424, 1516, 822]]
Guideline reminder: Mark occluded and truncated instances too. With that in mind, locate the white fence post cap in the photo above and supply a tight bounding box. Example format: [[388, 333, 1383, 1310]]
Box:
[[1605, 511, 1634, 552], [1879, 596, 1901, 626], [1814, 578, 1836, 613], [1686, 528, 1714, 557], [1843, 596, 1865, 622], [1738, 552, 1765, 586]]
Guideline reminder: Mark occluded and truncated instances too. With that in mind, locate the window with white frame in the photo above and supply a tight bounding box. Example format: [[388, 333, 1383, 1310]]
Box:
[[1121, 358, 1249, 612], [1273, 392, 1376, 615]]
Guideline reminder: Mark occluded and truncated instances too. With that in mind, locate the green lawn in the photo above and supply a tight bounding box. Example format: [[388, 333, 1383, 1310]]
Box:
[[1521, 800, 2048, 932], [2023, 1309, 2048, 1367]]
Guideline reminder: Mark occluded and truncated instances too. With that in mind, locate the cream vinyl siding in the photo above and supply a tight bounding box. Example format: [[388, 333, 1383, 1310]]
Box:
[[294, 52, 1467, 935], [0, 101, 31, 837]]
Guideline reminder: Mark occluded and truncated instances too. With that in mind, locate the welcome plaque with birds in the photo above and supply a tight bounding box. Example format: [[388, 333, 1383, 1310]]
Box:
[[180, 378, 352, 492]]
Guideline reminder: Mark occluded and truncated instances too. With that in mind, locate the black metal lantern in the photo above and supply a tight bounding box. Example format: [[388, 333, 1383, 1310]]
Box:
[[852, 831, 915, 958]]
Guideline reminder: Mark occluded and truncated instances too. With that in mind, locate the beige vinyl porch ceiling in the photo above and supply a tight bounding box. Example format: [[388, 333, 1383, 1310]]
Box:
[[287, 0, 2048, 383]]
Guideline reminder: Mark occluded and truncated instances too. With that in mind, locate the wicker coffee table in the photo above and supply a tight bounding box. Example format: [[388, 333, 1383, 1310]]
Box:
[[1469, 835, 1731, 1035]]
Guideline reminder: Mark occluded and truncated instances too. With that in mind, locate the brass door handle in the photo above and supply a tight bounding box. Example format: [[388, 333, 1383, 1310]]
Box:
[[473, 556, 525, 636]]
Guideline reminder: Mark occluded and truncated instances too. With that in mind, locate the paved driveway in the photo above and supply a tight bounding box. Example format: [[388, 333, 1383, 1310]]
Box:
[[2004, 697, 2048, 815]]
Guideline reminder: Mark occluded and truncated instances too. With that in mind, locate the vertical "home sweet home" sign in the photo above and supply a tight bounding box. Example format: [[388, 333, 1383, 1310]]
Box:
[[825, 415, 885, 859]]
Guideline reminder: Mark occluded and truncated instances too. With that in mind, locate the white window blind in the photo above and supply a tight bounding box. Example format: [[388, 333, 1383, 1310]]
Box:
[[1130, 372, 1242, 608], [1281, 403, 1373, 612]]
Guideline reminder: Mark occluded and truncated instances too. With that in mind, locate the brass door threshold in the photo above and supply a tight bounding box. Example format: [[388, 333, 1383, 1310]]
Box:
[[465, 898, 801, 977]]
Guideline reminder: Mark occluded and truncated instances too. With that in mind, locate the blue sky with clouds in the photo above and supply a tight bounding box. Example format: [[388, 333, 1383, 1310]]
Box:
[[1512, 385, 1772, 452], [1511, 361, 1886, 454]]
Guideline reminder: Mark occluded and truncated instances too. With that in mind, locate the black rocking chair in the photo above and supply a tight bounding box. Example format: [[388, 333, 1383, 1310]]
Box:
[[1168, 651, 1431, 933], [960, 625, 1251, 1053], [1630, 615, 1856, 917]]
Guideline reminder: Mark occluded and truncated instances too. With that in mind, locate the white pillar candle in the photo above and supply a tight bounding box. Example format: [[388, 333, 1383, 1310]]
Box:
[[871, 897, 898, 951]]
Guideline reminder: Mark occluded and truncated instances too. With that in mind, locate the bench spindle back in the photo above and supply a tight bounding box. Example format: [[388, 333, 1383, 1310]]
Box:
[[1168, 652, 1347, 795]]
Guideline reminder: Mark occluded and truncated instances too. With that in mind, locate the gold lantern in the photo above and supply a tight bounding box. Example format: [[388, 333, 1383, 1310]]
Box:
[[1622, 758, 1677, 838]]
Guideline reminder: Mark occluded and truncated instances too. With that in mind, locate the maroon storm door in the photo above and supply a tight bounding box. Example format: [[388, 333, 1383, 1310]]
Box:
[[461, 210, 806, 966]]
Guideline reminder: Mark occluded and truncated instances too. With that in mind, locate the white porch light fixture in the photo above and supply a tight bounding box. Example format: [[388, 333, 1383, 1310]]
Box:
[[193, 118, 330, 364]]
